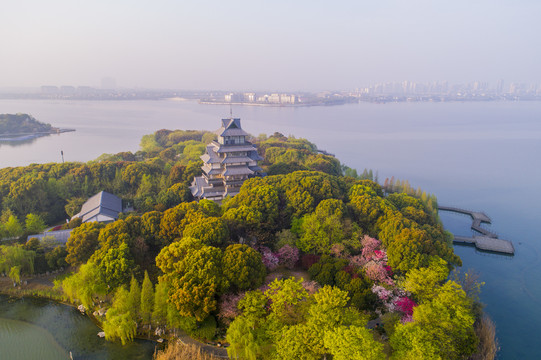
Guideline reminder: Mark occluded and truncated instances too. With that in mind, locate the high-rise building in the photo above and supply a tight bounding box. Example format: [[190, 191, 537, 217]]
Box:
[[190, 118, 263, 201]]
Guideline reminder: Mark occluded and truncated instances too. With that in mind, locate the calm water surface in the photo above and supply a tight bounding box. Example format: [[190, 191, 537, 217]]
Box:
[[1, 99, 540, 359], [0, 295, 157, 360]]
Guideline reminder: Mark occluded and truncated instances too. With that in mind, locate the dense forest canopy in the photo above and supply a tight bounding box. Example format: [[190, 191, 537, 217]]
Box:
[[0, 113, 53, 135], [0, 126, 493, 359]]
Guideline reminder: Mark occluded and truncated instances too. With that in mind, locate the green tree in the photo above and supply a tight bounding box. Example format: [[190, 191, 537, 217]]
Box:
[[159, 202, 199, 243], [65, 222, 102, 266], [183, 217, 229, 247], [198, 199, 221, 217], [226, 313, 272, 360], [222, 205, 263, 239], [103, 286, 137, 345], [265, 277, 309, 327], [156, 183, 190, 210], [349, 191, 385, 233], [227, 279, 374, 360], [140, 211, 163, 246], [97, 220, 133, 249], [402, 257, 450, 302], [45, 245, 68, 270], [227, 291, 273, 360], [127, 276, 141, 321], [95, 242, 135, 290], [280, 171, 346, 218], [140, 271, 154, 327], [64, 197, 86, 218], [0, 245, 35, 276], [153, 280, 169, 325], [4, 215, 23, 238], [391, 281, 478, 360], [25, 213, 47, 234], [61, 261, 106, 309], [324, 325, 385, 360], [272, 285, 371, 359], [225, 183, 280, 226], [222, 244, 266, 291], [8, 266, 21, 285], [296, 211, 344, 254], [156, 238, 225, 321], [274, 324, 318, 360], [386, 228, 431, 273]]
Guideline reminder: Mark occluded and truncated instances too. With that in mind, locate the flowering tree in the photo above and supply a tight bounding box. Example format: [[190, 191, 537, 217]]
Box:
[[330, 243, 347, 258], [361, 236, 381, 261], [372, 284, 416, 321], [259, 246, 279, 271], [364, 261, 392, 285], [349, 254, 367, 268], [372, 285, 393, 302], [277, 245, 299, 269], [218, 292, 245, 325]]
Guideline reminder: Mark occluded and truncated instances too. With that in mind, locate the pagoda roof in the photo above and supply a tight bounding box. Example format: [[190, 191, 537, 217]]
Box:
[[223, 166, 254, 176], [216, 118, 250, 137], [248, 151, 264, 161], [249, 165, 264, 172], [201, 146, 221, 164], [222, 156, 253, 164], [216, 143, 258, 153], [190, 176, 208, 197], [202, 164, 222, 175]]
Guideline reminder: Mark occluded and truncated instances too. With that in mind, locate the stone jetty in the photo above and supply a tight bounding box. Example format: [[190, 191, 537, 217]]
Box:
[[438, 206, 515, 255]]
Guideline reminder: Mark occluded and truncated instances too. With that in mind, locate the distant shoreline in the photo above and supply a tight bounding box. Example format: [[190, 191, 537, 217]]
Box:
[[0, 128, 75, 142], [199, 100, 347, 107]]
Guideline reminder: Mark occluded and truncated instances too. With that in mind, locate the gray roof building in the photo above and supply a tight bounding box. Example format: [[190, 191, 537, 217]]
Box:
[[190, 118, 263, 201], [72, 191, 123, 223]]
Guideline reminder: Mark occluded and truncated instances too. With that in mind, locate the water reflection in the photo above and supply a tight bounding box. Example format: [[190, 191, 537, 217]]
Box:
[[0, 136, 43, 147], [0, 295, 156, 360]]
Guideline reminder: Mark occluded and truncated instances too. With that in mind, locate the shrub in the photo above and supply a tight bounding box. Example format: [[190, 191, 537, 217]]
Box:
[[154, 342, 222, 360], [189, 316, 217, 341]]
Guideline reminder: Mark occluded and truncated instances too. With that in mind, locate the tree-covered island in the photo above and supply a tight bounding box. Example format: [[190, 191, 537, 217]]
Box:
[[0, 113, 73, 141], [0, 121, 497, 360]]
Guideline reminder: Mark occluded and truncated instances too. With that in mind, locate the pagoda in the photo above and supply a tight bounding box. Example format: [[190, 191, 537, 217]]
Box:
[[190, 118, 263, 201]]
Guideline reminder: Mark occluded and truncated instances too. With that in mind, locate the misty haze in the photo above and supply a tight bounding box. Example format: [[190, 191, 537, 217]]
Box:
[[1, 2, 540, 360]]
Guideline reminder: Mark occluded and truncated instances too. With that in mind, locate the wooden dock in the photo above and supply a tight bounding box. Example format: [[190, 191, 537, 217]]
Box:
[[438, 206, 515, 255], [453, 236, 515, 254]]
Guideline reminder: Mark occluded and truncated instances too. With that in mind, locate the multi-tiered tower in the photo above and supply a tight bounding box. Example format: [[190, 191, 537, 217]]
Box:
[[190, 118, 263, 201]]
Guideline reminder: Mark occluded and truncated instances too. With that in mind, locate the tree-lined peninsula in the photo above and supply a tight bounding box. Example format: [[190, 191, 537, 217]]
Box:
[[0, 125, 497, 360], [0, 113, 53, 135]]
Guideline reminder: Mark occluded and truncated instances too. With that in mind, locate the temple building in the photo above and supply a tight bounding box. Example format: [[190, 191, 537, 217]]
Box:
[[71, 191, 123, 223], [190, 118, 263, 201]]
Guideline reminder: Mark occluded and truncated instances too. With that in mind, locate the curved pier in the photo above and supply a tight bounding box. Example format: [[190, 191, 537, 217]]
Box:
[[439, 206, 515, 255]]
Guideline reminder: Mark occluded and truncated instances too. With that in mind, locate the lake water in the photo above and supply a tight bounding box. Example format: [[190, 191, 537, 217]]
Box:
[[0, 295, 157, 359], [1, 99, 540, 359]]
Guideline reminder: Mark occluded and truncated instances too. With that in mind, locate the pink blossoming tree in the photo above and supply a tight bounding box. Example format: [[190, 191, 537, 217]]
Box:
[[277, 245, 299, 269], [259, 246, 279, 271]]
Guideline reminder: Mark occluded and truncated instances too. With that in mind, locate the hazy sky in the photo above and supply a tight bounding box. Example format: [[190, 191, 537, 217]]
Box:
[[1, 0, 540, 91]]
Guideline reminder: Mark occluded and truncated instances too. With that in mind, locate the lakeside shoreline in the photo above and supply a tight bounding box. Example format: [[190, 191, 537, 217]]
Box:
[[0, 128, 75, 142], [0, 274, 228, 358]]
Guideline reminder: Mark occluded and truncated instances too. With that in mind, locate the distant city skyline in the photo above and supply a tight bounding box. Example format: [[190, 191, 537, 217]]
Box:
[[12, 78, 540, 93], [1, 1, 540, 91]]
